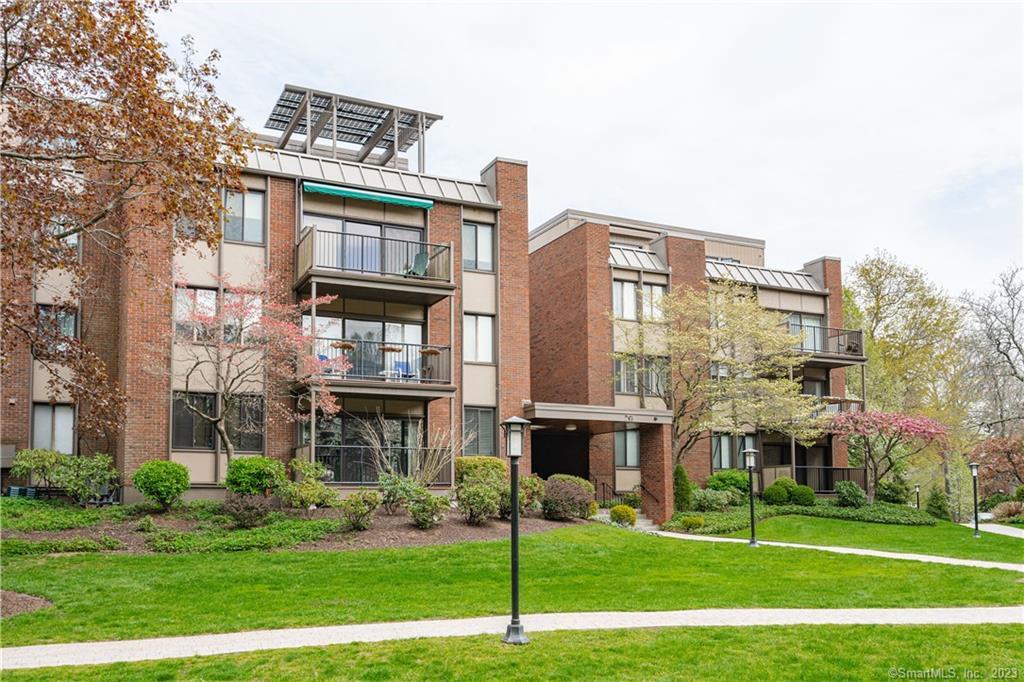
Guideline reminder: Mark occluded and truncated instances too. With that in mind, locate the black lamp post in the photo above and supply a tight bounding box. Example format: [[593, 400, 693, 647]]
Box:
[[915, 484, 920, 510], [969, 462, 980, 539], [742, 447, 758, 548], [501, 415, 531, 645]]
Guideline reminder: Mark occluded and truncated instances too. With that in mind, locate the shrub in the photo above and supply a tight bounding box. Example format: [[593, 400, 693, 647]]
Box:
[[706, 469, 750, 497], [338, 490, 381, 531], [622, 488, 642, 509], [133, 460, 190, 511], [377, 473, 419, 514], [762, 481, 791, 506], [834, 480, 867, 508], [992, 500, 1024, 520], [875, 477, 912, 505], [58, 454, 120, 506], [980, 492, 1013, 512], [662, 500, 936, 535], [790, 485, 816, 507], [609, 504, 637, 527], [454, 456, 507, 485], [1016, 486, 1024, 501], [135, 515, 158, 533], [280, 462, 338, 513], [456, 480, 501, 525], [588, 500, 599, 518], [9, 449, 68, 488], [542, 479, 592, 521], [692, 488, 733, 512], [547, 474, 595, 496], [224, 456, 286, 497], [674, 514, 705, 531], [499, 475, 545, 519], [673, 464, 692, 512], [223, 494, 271, 529], [925, 487, 951, 521], [408, 492, 449, 529]]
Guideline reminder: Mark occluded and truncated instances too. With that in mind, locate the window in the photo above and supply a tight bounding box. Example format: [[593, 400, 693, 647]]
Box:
[[463, 314, 494, 363], [614, 358, 638, 394], [641, 284, 665, 320], [615, 357, 666, 396], [464, 407, 496, 455], [175, 287, 217, 342], [802, 378, 826, 398], [707, 256, 740, 264], [32, 403, 74, 453], [614, 427, 640, 468], [36, 305, 77, 352], [612, 281, 637, 320], [222, 291, 262, 344], [710, 363, 730, 380], [172, 392, 216, 450], [789, 313, 824, 352], [462, 223, 494, 271], [712, 433, 757, 470], [223, 190, 265, 244], [225, 396, 265, 453]]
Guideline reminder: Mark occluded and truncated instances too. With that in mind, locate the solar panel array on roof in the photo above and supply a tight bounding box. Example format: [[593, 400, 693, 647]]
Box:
[[609, 246, 667, 271], [265, 87, 440, 152], [705, 259, 825, 292]]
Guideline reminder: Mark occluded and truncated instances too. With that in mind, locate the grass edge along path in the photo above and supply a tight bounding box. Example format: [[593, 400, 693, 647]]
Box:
[[3, 525, 1024, 646]]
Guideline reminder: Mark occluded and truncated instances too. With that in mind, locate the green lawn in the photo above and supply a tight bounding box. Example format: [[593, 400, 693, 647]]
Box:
[[724, 516, 1024, 563], [6, 625, 1022, 681], [3, 525, 1023, 646]]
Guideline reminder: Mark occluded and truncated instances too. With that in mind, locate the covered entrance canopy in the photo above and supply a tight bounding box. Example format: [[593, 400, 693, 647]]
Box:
[[523, 402, 672, 435]]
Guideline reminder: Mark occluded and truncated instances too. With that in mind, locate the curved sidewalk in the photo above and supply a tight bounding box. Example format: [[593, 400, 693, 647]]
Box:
[[651, 530, 1024, 573], [3, 607, 1022, 670]]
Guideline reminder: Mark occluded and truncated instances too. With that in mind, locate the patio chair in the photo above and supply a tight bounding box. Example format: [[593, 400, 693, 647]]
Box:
[[404, 251, 429, 278]]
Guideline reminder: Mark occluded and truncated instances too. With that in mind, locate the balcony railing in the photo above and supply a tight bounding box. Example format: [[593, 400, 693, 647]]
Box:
[[795, 466, 867, 493], [315, 337, 452, 384], [297, 227, 451, 282], [805, 396, 864, 417], [790, 324, 865, 359], [314, 444, 452, 485]]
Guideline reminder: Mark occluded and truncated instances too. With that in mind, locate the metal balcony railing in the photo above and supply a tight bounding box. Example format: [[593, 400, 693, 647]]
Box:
[[789, 324, 865, 358], [297, 228, 451, 282], [315, 337, 452, 384], [805, 396, 864, 417], [795, 466, 867, 493], [314, 445, 452, 485]]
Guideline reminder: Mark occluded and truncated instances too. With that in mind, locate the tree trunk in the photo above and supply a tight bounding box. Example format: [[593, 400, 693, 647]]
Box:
[[215, 419, 234, 462]]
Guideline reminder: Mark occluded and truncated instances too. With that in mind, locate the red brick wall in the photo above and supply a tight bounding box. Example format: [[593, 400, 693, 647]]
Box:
[[265, 177, 297, 465], [493, 160, 532, 469], [0, 273, 33, 458], [820, 257, 850, 468], [427, 201, 461, 463], [639, 424, 673, 523]]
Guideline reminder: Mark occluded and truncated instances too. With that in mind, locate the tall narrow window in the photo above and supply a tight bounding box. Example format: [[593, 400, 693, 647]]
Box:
[[31, 403, 74, 453], [612, 281, 637, 320], [463, 314, 494, 363], [225, 396, 265, 453], [223, 190, 265, 244], [175, 287, 217, 342], [463, 407, 496, 455], [36, 304, 77, 353], [613, 358, 638, 394], [172, 392, 216, 450], [641, 284, 666, 320], [614, 427, 640, 468], [462, 223, 494, 271], [222, 291, 262, 344]]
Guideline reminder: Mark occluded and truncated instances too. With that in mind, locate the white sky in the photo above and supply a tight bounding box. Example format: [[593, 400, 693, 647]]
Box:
[[157, 2, 1023, 295]]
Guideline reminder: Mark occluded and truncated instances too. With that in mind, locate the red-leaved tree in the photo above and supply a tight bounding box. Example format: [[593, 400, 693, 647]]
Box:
[[158, 269, 349, 459], [971, 437, 1024, 497], [830, 411, 948, 501]]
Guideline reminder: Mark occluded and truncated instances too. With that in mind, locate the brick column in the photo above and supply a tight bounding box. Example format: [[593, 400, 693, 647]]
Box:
[[265, 177, 297, 465], [639, 423, 673, 523], [806, 257, 850, 468], [427, 201, 461, 472], [589, 432, 614, 495]]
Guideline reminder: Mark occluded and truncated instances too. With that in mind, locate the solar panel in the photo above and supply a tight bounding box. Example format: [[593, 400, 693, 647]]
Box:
[[705, 259, 825, 293]]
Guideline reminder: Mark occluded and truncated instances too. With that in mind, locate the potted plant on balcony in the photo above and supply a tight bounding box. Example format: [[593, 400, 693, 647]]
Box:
[[379, 345, 403, 353], [419, 347, 441, 356], [330, 340, 356, 351]]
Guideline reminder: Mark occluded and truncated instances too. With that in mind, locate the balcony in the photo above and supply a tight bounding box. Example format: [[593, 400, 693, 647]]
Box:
[[760, 464, 867, 494], [296, 227, 454, 304], [790, 324, 866, 366], [314, 337, 454, 399], [312, 445, 452, 486], [805, 396, 864, 417]]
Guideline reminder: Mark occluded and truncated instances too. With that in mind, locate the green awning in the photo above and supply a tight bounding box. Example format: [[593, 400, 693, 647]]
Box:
[[302, 182, 434, 210]]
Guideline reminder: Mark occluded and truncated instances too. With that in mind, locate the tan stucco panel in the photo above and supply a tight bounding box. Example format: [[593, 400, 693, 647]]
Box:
[[758, 289, 826, 315], [613, 321, 666, 355], [463, 364, 497, 406], [171, 451, 216, 484], [32, 360, 72, 402], [706, 240, 764, 266], [342, 198, 386, 223], [221, 242, 266, 280], [34, 268, 76, 304], [242, 173, 267, 191], [384, 302, 426, 321], [384, 400, 426, 416], [346, 299, 385, 316], [303, 194, 346, 218], [463, 271, 496, 314], [171, 344, 219, 392], [614, 394, 667, 411], [174, 243, 218, 288], [384, 204, 426, 228], [463, 206, 497, 224], [611, 268, 640, 282], [615, 468, 642, 492]]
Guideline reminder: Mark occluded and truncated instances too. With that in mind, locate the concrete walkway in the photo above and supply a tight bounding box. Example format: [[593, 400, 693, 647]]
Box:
[[3, 607, 1022, 670], [961, 523, 1024, 540], [651, 530, 1024, 573]]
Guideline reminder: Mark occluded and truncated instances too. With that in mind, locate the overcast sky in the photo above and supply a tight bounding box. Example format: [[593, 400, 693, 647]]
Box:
[[157, 2, 1022, 295]]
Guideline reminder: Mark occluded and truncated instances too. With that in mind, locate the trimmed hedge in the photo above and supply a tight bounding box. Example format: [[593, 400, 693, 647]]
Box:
[[609, 504, 637, 527], [224, 456, 286, 497], [133, 460, 190, 511], [706, 469, 750, 495], [673, 464, 692, 512], [662, 501, 936, 535], [547, 474, 595, 496], [542, 479, 591, 521], [790, 485, 816, 507], [454, 456, 507, 485], [835, 480, 867, 508]]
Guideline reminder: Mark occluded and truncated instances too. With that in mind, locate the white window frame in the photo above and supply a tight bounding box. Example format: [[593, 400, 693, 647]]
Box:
[[614, 427, 640, 468], [32, 403, 75, 454], [612, 281, 638, 320], [463, 314, 494, 363]]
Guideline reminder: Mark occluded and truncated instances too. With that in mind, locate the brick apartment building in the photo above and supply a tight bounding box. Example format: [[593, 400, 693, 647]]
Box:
[[1, 86, 531, 499], [527, 210, 867, 523]]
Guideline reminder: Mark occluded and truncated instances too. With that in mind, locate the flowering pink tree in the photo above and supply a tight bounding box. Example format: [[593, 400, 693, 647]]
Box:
[[166, 269, 350, 459], [971, 437, 1024, 497], [830, 411, 948, 501]]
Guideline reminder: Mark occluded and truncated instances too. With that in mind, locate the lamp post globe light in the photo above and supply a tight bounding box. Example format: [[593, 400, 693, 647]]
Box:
[[742, 448, 759, 548], [969, 462, 980, 539], [915, 484, 920, 510], [501, 416, 531, 645]]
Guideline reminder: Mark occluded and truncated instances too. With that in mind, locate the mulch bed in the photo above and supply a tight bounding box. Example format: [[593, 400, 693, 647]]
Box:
[[2, 506, 582, 555], [0, 590, 53, 618]]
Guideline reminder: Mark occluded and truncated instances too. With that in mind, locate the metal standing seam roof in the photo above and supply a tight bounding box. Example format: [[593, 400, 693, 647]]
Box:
[[609, 245, 667, 271], [244, 147, 499, 208], [705, 259, 825, 293]]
